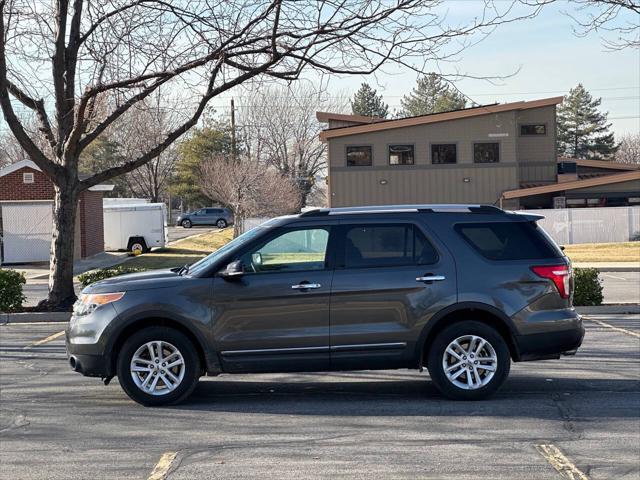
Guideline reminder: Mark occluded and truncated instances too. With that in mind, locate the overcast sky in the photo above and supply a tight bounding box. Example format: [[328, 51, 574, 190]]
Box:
[[219, 1, 639, 137]]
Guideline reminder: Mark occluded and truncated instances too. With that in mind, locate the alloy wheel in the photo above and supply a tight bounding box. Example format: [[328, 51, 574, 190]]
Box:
[[441, 335, 497, 390], [130, 341, 186, 396]]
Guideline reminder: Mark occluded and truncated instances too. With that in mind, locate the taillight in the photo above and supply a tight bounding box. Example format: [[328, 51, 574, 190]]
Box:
[[531, 265, 572, 299]]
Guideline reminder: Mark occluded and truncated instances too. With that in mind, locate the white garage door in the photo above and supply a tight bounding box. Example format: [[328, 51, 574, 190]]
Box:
[[1, 202, 53, 264]]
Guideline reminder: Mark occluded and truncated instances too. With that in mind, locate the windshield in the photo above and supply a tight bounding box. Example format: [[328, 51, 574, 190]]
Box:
[[187, 224, 270, 276]]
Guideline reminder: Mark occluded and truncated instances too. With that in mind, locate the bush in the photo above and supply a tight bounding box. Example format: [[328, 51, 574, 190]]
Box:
[[78, 265, 146, 287], [573, 267, 603, 306], [0, 269, 26, 313]]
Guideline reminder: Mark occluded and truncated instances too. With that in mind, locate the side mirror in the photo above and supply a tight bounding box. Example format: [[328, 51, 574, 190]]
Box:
[[251, 252, 263, 267], [220, 260, 244, 278]]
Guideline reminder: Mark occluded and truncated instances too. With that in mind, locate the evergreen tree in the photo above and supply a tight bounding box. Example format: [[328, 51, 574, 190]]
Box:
[[557, 84, 616, 159], [400, 73, 466, 117], [350, 83, 389, 118], [172, 123, 234, 210], [79, 138, 130, 197]]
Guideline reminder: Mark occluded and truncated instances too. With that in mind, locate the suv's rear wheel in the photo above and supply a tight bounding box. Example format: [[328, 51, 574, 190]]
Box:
[[427, 321, 510, 400], [216, 219, 227, 228], [116, 327, 200, 406]]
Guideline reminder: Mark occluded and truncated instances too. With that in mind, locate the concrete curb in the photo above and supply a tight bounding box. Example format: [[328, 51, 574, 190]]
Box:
[[577, 304, 640, 315], [0, 312, 71, 324]]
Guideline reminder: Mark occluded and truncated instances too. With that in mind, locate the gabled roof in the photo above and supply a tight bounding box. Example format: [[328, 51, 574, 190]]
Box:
[[502, 170, 640, 200], [319, 96, 563, 140], [0, 159, 38, 177], [0, 159, 114, 192], [558, 157, 640, 171]]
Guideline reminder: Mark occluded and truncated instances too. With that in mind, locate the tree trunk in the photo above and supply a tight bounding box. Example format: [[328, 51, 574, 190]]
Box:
[[41, 184, 79, 311]]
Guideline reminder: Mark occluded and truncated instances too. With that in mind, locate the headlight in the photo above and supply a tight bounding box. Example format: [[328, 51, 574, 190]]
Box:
[[73, 292, 125, 316]]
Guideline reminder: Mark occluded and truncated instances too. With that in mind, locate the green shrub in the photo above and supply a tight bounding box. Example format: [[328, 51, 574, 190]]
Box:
[[78, 265, 146, 287], [573, 267, 603, 306], [0, 269, 26, 313]]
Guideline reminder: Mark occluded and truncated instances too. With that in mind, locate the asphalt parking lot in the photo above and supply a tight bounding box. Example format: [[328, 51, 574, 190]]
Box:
[[0, 315, 638, 480]]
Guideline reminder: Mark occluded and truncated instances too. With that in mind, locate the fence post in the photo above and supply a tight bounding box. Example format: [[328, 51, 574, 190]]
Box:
[[567, 208, 573, 244]]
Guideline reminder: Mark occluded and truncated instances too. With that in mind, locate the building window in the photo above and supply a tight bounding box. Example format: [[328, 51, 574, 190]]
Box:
[[520, 124, 546, 136], [473, 143, 500, 163], [346, 146, 372, 166], [431, 144, 457, 164], [389, 145, 414, 165], [23, 172, 34, 184]]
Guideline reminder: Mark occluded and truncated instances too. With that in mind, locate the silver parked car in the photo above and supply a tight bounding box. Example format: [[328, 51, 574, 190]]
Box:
[[176, 207, 233, 229]]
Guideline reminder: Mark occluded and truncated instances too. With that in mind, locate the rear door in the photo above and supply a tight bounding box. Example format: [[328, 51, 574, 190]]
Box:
[[329, 219, 457, 370]]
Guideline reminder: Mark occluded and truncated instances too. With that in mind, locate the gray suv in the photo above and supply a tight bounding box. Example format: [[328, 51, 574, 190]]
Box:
[[176, 207, 233, 229], [66, 205, 584, 406]]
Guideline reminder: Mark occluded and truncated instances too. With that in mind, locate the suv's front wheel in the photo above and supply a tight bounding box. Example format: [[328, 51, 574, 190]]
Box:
[[427, 321, 510, 400], [116, 327, 200, 406]]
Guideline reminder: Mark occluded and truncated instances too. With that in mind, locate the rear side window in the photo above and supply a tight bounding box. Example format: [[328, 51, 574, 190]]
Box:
[[343, 224, 438, 268], [456, 222, 561, 260]]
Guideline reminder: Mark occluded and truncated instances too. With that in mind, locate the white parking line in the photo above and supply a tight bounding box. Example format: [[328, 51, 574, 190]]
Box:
[[536, 444, 589, 480], [24, 330, 65, 349], [148, 452, 177, 480], [585, 316, 640, 339]]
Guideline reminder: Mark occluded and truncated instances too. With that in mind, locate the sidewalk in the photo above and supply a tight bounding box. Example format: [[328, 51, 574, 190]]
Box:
[[573, 262, 640, 272], [5, 251, 129, 280]]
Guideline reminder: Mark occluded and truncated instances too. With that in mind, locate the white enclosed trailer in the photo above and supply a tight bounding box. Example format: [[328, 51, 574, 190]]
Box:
[[103, 203, 168, 253]]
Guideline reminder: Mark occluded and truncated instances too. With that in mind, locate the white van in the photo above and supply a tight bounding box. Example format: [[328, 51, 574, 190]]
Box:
[[103, 203, 168, 254]]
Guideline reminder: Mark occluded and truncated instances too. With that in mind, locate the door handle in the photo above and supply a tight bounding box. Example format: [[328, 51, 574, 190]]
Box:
[[291, 283, 322, 290], [416, 275, 446, 282]]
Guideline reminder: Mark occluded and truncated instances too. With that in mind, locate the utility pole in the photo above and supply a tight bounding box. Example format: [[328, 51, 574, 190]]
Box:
[[230, 98, 237, 161]]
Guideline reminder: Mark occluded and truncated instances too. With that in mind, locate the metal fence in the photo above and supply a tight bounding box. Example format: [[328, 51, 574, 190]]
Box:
[[533, 206, 640, 245], [238, 217, 272, 234], [239, 207, 640, 245]]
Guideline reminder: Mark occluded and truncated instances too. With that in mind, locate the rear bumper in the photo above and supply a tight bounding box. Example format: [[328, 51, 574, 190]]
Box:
[[514, 322, 585, 361]]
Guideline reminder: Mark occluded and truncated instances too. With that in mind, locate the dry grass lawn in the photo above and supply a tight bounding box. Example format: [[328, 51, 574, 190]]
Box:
[[123, 228, 234, 270], [563, 242, 640, 263]]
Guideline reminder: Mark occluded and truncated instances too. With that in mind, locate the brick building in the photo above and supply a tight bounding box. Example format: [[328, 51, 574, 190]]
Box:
[[0, 160, 113, 264]]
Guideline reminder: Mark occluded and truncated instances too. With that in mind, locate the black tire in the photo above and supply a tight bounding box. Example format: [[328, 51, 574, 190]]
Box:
[[116, 327, 200, 406], [127, 237, 149, 254], [181, 219, 192, 228], [427, 321, 510, 400], [216, 219, 227, 228]]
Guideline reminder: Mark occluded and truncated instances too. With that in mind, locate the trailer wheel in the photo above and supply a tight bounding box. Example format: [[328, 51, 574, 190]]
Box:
[[128, 237, 149, 255]]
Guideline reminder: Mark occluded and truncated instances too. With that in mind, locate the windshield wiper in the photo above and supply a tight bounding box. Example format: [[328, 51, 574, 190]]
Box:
[[177, 264, 190, 276]]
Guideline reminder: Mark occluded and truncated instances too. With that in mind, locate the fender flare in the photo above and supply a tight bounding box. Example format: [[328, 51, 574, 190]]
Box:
[[415, 302, 519, 365], [105, 309, 220, 374]]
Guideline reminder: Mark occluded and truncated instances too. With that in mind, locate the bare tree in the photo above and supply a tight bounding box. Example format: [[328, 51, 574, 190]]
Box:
[[616, 133, 640, 164], [199, 154, 300, 237], [0, 0, 547, 308], [238, 84, 346, 207], [567, 0, 639, 49], [114, 94, 182, 202]]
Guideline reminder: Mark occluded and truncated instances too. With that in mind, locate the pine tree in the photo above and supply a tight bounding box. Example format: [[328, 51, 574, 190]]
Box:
[[350, 83, 389, 118], [557, 84, 617, 159], [400, 73, 466, 117]]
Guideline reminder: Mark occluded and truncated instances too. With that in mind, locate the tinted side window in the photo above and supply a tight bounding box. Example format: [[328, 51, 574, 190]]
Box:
[[343, 224, 437, 268], [242, 228, 330, 273], [206, 209, 222, 214], [456, 222, 561, 260]]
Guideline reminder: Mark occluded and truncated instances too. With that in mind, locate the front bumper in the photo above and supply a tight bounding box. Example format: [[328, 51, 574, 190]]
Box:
[[66, 304, 118, 377]]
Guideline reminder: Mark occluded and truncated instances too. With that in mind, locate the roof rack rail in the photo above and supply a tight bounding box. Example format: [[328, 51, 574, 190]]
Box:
[[299, 204, 505, 217]]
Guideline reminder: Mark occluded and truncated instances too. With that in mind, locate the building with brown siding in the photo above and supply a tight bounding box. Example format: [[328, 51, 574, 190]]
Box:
[[318, 97, 640, 209], [0, 160, 113, 264]]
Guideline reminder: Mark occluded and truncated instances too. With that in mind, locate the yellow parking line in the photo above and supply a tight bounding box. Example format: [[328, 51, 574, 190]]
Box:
[[24, 330, 65, 349], [585, 317, 640, 339], [148, 452, 177, 480], [536, 444, 589, 480]]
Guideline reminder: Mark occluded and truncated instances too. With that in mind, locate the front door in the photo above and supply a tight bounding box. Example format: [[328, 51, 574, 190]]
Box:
[[329, 221, 457, 370], [212, 225, 334, 372]]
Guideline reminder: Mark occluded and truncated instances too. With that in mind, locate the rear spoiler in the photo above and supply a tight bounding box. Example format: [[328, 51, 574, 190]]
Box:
[[508, 210, 545, 222]]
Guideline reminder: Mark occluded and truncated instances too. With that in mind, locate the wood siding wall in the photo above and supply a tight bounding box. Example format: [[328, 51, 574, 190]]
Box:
[[327, 106, 557, 207]]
